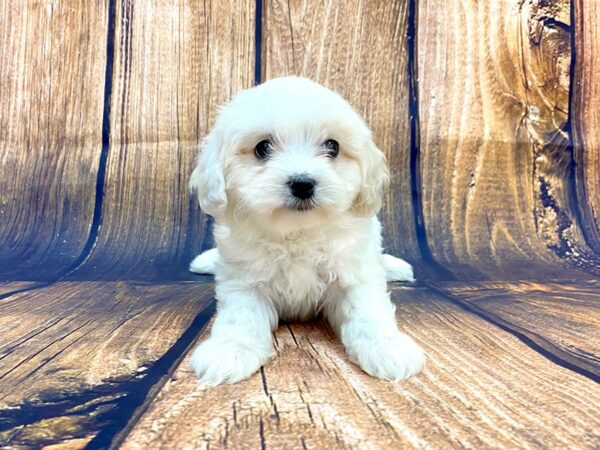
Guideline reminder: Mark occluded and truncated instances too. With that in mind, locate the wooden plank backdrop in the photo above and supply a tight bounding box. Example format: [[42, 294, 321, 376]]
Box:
[[0, 1, 107, 280], [0, 0, 599, 448], [417, 0, 593, 278], [1, 0, 599, 282], [70, 0, 255, 281], [572, 0, 600, 253]]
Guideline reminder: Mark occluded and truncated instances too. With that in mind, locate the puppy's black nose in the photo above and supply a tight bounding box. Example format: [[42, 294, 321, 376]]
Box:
[[288, 175, 316, 200]]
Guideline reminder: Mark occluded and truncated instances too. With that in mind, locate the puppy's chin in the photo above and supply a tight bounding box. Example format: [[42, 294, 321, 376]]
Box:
[[251, 203, 337, 235]]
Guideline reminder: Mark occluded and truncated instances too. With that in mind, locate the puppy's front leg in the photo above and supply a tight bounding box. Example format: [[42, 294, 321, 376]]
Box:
[[327, 277, 425, 381], [190, 283, 277, 385]]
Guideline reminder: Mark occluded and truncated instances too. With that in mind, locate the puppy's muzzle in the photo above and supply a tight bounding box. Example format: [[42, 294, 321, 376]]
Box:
[[287, 175, 316, 200]]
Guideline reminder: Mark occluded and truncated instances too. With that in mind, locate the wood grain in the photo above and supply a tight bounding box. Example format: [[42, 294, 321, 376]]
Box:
[[442, 280, 600, 377], [417, 0, 596, 278], [1, 2, 600, 448], [0, 281, 214, 448], [0, 1, 107, 280], [121, 286, 600, 449], [70, 0, 255, 281], [264, 0, 420, 263], [572, 0, 600, 252]]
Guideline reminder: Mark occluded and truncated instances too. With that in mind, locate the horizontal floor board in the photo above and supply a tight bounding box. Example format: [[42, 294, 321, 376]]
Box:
[[0, 282, 40, 297], [0, 281, 214, 448], [121, 286, 600, 449], [440, 279, 600, 377]]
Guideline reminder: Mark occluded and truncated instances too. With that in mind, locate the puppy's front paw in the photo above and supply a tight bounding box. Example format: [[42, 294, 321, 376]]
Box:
[[346, 333, 425, 381], [189, 338, 273, 385]]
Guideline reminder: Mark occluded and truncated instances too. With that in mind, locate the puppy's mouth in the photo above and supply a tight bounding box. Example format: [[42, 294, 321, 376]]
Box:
[[286, 199, 317, 212]]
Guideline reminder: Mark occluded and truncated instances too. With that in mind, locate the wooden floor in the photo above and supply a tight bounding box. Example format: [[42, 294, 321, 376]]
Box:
[[1, 279, 598, 449]]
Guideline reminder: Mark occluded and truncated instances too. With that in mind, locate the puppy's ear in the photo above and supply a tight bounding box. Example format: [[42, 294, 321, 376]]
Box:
[[352, 138, 390, 217], [190, 129, 227, 218]]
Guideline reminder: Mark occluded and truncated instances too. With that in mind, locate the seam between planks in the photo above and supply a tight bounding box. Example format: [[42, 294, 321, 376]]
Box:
[[58, 0, 116, 280], [84, 301, 216, 450], [406, 0, 456, 281], [425, 282, 600, 384], [255, 0, 263, 85], [567, 0, 595, 252], [0, 282, 55, 302]]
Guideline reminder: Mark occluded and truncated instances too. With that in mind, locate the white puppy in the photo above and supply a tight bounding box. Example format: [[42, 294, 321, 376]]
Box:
[[188, 77, 424, 385]]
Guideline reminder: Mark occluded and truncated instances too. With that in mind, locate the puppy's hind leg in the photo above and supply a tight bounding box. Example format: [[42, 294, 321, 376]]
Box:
[[189, 248, 220, 275], [382, 254, 415, 282]]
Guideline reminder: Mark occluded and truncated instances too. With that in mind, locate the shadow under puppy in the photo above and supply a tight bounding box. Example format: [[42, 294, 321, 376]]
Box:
[[189, 76, 424, 385]]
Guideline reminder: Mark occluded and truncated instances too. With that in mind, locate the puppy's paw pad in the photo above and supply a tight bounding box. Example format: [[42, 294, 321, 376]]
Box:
[[348, 334, 425, 381], [383, 254, 415, 282], [189, 248, 219, 274], [189, 338, 271, 385]]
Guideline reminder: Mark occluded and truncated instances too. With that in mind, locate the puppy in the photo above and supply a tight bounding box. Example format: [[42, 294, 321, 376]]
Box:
[[189, 77, 424, 385]]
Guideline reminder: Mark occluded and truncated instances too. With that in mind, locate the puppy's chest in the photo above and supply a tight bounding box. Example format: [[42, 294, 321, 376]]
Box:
[[266, 246, 333, 287], [256, 243, 348, 316]]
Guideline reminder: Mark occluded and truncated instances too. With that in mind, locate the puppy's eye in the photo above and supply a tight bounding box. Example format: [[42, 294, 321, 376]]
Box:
[[254, 139, 273, 160], [323, 139, 339, 158]]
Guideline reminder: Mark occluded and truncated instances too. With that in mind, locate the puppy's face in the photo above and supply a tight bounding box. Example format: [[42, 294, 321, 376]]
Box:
[[191, 77, 389, 233]]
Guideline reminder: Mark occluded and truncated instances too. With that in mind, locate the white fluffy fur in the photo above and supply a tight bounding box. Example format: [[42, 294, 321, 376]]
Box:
[[191, 249, 415, 282], [189, 77, 424, 385]]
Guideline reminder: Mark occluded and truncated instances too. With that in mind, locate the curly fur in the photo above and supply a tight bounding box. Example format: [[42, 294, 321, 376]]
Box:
[[189, 77, 424, 385]]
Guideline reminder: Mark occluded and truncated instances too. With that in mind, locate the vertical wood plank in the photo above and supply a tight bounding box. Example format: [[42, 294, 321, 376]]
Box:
[[71, 0, 255, 281], [417, 0, 593, 278], [0, 1, 107, 280], [264, 0, 420, 261], [572, 0, 600, 252]]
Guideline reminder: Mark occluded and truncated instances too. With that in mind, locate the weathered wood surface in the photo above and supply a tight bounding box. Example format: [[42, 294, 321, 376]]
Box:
[[441, 280, 600, 378], [416, 0, 599, 278], [1, 0, 600, 448], [0, 1, 107, 280], [572, 0, 600, 253], [264, 0, 420, 263], [0, 282, 39, 297], [121, 286, 600, 449], [69, 0, 255, 281], [0, 281, 214, 448]]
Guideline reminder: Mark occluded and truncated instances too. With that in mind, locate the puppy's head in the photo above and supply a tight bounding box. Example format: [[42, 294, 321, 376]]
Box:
[[190, 77, 389, 232]]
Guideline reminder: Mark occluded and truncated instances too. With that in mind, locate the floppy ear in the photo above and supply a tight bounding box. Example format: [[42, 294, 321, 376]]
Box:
[[189, 129, 227, 218], [352, 138, 390, 217]]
